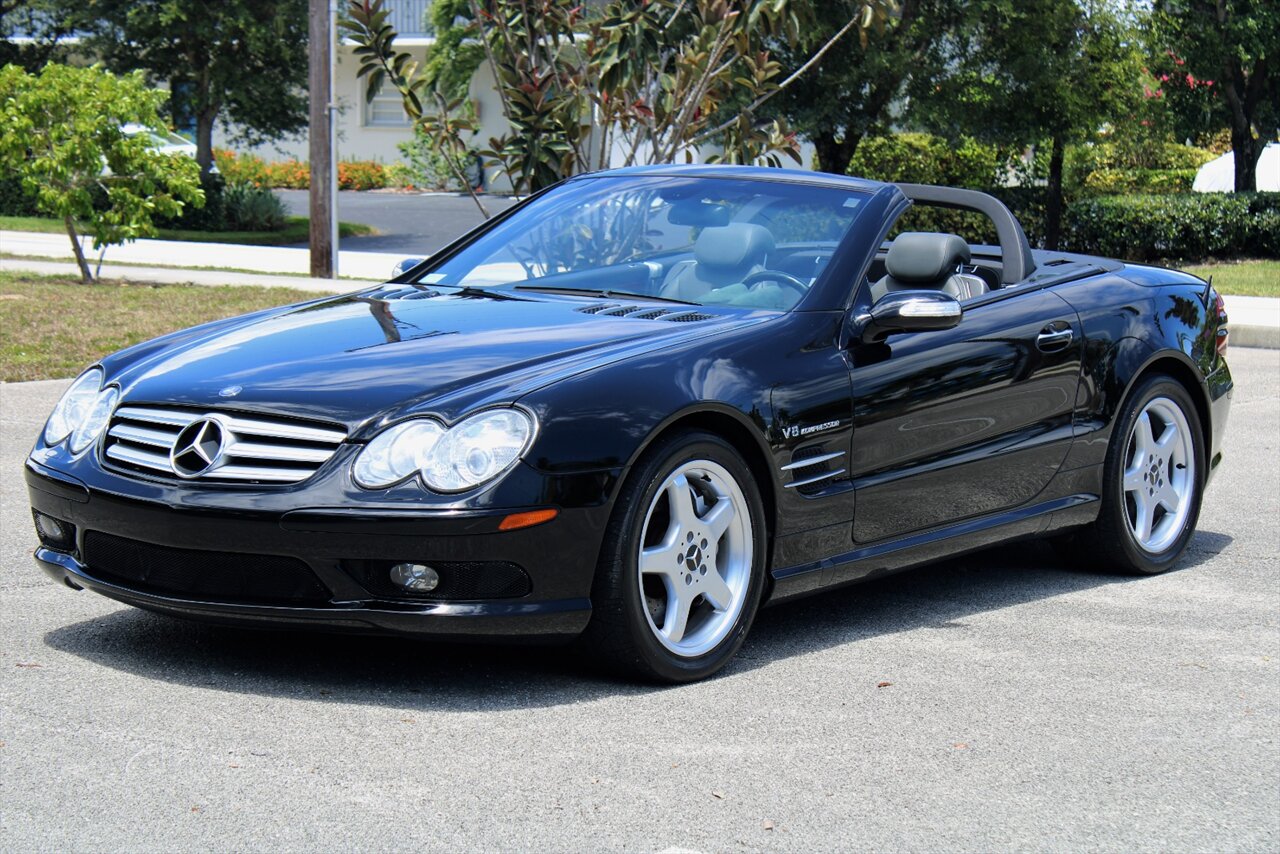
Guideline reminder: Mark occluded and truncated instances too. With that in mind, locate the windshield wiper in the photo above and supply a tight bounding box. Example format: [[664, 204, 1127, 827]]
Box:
[[512, 285, 700, 306]]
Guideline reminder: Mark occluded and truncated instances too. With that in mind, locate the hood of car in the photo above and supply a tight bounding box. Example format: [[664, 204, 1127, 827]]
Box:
[[106, 287, 747, 433]]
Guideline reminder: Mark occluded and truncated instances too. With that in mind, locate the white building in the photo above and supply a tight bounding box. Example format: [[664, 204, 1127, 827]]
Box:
[[213, 1, 515, 184]]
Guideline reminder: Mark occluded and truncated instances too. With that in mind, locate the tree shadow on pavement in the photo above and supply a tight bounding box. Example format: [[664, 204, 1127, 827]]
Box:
[[42, 530, 1233, 712]]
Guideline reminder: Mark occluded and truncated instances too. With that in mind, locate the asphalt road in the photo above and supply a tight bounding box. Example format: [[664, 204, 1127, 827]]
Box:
[[2, 349, 1277, 852], [276, 189, 519, 256]]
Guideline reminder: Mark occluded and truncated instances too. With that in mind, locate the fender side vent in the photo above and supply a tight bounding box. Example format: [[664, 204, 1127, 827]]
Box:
[[781, 444, 847, 494]]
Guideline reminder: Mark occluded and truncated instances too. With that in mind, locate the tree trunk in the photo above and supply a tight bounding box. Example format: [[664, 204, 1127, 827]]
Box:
[[814, 131, 860, 176], [1229, 120, 1258, 192], [308, 0, 335, 278], [1044, 134, 1066, 251], [63, 217, 93, 283], [194, 108, 217, 177], [1218, 38, 1268, 191]]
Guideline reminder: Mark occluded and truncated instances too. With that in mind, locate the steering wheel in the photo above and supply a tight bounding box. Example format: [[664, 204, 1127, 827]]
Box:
[[741, 269, 810, 299]]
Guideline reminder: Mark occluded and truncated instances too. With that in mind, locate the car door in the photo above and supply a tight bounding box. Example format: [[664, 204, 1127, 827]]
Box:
[[848, 288, 1083, 542]]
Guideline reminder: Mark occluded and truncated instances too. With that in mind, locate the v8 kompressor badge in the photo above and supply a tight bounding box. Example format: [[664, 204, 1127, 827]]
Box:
[[781, 419, 842, 440]]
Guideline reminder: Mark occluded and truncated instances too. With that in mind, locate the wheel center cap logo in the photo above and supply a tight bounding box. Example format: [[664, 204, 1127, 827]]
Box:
[[170, 417, 227, 478]]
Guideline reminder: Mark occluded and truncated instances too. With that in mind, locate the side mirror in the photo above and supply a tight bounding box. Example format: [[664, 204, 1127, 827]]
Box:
[[391, 257, 427, 279], [857, 290, 962, 344]]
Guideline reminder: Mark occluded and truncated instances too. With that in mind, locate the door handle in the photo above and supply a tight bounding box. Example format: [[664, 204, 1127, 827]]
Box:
[[1036, 325, 1074, 352]]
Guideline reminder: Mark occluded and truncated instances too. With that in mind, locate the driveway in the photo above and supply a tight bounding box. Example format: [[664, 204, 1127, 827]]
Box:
[[1, 348, 1277, 852], [276, 189, 519, 256]]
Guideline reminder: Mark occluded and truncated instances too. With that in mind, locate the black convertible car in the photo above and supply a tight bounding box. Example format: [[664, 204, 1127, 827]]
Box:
[[28, 166, 1233, 682]]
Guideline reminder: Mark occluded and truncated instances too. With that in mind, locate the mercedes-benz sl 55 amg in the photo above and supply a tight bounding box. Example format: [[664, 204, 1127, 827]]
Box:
[[27, 166, 1233, 682]]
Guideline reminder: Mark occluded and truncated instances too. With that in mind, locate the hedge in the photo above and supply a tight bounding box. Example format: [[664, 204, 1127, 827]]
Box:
[[1062, 193, 1280, 261]]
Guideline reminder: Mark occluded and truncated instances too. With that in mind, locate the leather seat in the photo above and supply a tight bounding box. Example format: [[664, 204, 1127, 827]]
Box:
[[660, 223, 775, 302], [869, 232, 989, 303]]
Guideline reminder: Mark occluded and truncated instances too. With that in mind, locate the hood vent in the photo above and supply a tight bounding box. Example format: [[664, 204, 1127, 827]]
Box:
[[576, 303, 715, 323], [362, 285, 442, 301]]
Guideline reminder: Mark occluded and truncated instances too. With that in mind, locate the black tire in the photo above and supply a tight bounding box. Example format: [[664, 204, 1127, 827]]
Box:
[[1076, 374, 1205, 574], [579, 430, 768, 683]]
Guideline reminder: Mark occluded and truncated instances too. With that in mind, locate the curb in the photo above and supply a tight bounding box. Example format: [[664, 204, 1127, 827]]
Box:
[[1230, 325, 1280, 350]]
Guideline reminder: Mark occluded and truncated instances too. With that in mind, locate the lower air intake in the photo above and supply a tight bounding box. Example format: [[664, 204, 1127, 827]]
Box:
[[82, 531, 332, 605]]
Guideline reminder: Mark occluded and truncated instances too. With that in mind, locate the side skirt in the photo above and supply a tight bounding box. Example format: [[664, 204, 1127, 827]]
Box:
[[766, 493, 1099, 605]]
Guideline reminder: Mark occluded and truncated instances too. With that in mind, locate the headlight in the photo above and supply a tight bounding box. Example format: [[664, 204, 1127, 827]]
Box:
[[421, 409, 534, 492], [44, 368, 104, 446], [352, 409, 535, 492], [352, 420, 445, 488], [68, 385, 119, 454]]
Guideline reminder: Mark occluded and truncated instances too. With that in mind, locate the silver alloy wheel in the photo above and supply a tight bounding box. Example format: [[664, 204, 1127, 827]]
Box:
[[1123, 396, 1195, 554], [637, 459, 753, 657]]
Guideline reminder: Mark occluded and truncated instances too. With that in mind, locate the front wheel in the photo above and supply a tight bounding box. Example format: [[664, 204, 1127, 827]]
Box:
[[1079, 375, 1205, 574], [581, 431, 767, 683]]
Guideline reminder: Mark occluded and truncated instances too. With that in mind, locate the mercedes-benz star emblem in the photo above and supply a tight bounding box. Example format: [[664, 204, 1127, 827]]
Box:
[[218, 385, 243, 398], [170, 418, 227, 478]]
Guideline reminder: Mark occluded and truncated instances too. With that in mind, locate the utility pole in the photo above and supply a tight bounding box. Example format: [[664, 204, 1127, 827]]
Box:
[[308, 0, 335, 279]]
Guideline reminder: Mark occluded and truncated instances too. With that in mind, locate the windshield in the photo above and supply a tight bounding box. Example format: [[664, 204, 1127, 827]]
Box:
[[418, 175, 869, 311]]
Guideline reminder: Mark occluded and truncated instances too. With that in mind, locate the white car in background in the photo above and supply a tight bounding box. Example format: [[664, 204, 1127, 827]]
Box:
[[120, 124, 216, 172]]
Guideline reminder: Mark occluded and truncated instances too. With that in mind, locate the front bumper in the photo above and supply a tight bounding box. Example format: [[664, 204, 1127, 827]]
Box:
[[27, 461, 599, 640]]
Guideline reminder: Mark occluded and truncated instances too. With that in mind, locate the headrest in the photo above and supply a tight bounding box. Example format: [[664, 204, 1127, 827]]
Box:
[[694, 223, 775, 271], [885, 232, 971, 283]]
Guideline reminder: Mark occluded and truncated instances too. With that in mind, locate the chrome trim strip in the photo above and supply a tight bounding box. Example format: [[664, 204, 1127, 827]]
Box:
[[783, 468, 847, 489], [105, 443, 172, 472], [107, 423, 180, 448], [221, 415, 346, 444], [114, 406, 199, 427], [224, 440, 334, 463], [779, 450, 846, 471], [211, 464, 313, 482]]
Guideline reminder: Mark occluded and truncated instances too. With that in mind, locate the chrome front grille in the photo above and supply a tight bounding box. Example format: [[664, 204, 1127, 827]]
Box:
[[103, 405, 347, 484]]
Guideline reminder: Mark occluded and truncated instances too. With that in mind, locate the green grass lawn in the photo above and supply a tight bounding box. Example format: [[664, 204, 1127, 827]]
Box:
[[0, 271, 310, 382], [0, 215, 375, 246], [1179, 260, 1278, 298]]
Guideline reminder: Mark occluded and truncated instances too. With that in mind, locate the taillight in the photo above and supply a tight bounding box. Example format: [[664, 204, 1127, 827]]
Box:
[[1213, 291, 1228, 356]]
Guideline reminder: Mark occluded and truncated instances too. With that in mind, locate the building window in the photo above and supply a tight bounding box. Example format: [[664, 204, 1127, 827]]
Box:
[[365, 82, 411, 127]]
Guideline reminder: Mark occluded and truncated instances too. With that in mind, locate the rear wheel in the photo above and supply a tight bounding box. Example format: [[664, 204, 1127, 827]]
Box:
[[1078, 375, 1205, 574], [581, 431, 767, 682]]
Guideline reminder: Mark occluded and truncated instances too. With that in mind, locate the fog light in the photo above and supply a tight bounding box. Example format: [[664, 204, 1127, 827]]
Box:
[[389, 562, 440, 592], [32, 510, 75, 551]]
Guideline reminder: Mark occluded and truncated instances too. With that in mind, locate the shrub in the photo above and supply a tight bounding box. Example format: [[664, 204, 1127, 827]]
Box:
[[1062, 193, 1280, 261], [848, 132, 1010, 189], [153, 171, 225, 232], [263, 158, 310, 189], [1081, 168, 1199, 195], [394, 125, 472, 191], [213, 148, 270, 186], [0, 175, 39, 215], [212, 149, 390, 191], [847, 133, 1038, 243], [337, 159, 386, 191], [1065, 141, 1214, 197], [223, 182, 287, 232], [1066, 140, 1215, 176]]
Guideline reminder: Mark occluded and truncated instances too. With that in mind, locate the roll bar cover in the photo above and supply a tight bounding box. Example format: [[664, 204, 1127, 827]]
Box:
[[895, 183, 1036, 284]]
